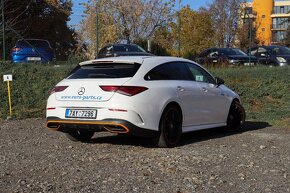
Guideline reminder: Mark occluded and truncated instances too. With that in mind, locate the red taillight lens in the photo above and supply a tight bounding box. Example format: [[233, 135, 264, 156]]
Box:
[[12, 47, 22, 52], [100, 86, 119, 92], [100, 86, 148, 96], [50, 86, 68, 94]]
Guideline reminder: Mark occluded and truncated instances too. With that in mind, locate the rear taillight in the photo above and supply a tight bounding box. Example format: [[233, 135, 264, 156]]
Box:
[[50, 86, 68, 94], [12, 47, 22, 52], [100, 86, 148, 96]]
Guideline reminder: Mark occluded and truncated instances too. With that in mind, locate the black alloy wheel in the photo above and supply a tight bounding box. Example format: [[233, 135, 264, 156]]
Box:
[[157, 105, 182, 148], [226, 101, 246, 131]]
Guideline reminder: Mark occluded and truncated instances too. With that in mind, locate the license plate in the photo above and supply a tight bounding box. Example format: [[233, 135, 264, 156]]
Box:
[[244, 62, 254, 66], [27, 57, 41, 61], [65, 109, 97, 119]]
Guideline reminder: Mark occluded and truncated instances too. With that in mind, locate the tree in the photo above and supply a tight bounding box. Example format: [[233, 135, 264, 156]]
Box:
[[171, 7, 215, 57], [284, 26, 290, 46], [1, 0, 76, 60], [209, 0, 242, 48], [235, 21, 259, 52], [80, 0, 175, 58], [151, 7, 215, 58]]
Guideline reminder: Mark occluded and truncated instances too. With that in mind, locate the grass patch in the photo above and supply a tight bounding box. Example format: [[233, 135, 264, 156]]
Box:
[[210, 66, 290, 127], [0, 62, 75, 119], [0, 62, 289, 127]]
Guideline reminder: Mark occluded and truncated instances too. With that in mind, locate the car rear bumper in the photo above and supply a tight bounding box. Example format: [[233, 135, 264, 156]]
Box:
[[46, 117, 158, 138], [12, 54, 53, 63]]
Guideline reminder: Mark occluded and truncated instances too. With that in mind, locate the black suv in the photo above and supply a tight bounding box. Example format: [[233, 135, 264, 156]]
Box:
[[250, 45, 290, 66], [196, 48, 257, 66], [97, 44, 153, 58]]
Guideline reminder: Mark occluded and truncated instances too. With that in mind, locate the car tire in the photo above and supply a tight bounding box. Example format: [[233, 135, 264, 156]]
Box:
[[157, 105, 182, 148], [65, 130, 94, 142], [226, 101, 246, 131]]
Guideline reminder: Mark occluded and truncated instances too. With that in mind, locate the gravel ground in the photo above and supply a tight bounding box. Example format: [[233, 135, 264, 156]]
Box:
[[0, 118, 289, 193]]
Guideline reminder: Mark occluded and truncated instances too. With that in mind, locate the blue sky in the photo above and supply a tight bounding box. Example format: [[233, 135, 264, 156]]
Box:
[[68, 0, 213, 27]]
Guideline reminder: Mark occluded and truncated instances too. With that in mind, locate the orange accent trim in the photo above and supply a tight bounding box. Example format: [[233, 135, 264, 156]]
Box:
[[46, 120, 130, 134]]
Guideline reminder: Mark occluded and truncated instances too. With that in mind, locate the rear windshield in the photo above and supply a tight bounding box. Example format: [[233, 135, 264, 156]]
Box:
[[16, 40, 50, 48], [67, 63, 141, 79]]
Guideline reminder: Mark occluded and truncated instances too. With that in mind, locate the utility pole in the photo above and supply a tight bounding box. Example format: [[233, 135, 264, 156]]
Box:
[[243, 10, 252, 66], [95, 3, 99, 58], [1, 0, 6, 60], [249, 15, 252, 66], [178, 0, 181, 57], [245, 12, 252, 66]]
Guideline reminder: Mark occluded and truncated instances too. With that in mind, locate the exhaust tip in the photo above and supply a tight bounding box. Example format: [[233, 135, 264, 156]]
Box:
[[104, 125, 129, 133], [47, 122, 60, 130]]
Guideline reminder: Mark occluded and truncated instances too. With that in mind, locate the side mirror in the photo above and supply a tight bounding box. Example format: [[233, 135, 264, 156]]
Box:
[[215, 77, 225, 87]]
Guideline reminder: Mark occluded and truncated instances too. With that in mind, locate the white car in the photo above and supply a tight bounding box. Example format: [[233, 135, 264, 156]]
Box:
[[46, 56, 245, 147]]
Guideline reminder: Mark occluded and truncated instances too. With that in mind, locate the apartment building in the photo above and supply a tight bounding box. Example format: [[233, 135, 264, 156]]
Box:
[[242, 0, 290, 45]]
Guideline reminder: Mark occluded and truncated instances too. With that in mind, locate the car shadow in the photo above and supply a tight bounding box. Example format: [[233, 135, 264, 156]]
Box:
[[87, 121, 271, 148], [88, 134, 156, 148], [180, 121, 271, 146]]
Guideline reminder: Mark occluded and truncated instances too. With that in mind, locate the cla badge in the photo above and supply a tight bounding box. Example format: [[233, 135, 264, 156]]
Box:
[[78, 87, 85, 95]]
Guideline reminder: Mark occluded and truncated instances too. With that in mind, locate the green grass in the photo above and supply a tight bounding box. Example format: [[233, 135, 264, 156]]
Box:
[[0, 62, 75, 119], [0, 62, 289, 127], [209, 66, 290, 127]]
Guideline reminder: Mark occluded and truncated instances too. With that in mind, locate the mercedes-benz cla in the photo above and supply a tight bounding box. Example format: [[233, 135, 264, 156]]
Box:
[[46, 56, 245, 147]]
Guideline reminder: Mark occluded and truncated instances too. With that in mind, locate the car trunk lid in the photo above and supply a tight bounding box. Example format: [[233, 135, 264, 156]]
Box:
[[54, 61, 142, 102], [54, 78, 131, 102]]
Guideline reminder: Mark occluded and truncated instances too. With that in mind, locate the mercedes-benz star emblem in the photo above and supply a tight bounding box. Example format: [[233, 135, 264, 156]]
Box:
[[78, 87, 85, 95]]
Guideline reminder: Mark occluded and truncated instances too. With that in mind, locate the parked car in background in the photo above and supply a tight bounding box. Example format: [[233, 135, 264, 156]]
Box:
[[11, 39, 54, 63], [250, 45, 290, 66], [46, 56, 245, 148], [196, 48, 257, 66], [97, 43, 153, 58]]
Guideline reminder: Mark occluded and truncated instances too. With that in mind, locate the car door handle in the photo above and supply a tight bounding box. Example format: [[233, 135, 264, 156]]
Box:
[[177, 86, 185, 92], [202, 87, 208, 93]]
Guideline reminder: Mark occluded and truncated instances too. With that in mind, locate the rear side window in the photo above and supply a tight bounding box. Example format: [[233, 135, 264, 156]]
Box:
[[144, 62, 191, 80], [68, 63, 141, 79], [185, 62, 216, 84]]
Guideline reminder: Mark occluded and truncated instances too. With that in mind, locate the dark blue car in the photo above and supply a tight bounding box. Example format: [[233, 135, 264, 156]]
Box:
[[196, 48, 257, 66], [11, 39, 54, 63], [250, 45, 290, 66]]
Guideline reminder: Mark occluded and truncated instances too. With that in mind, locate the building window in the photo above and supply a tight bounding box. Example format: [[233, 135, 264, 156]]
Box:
[[284, 6, 290, 14], [280, 6, 285, 14], [273, 6, 290, 14], [272, 18, 289, 29], [274, 6, 278, 14], [245, 7, 252, 14], [272, 31, 286, 42]]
